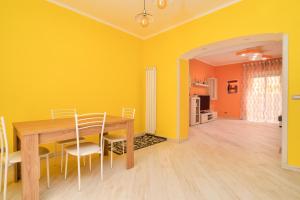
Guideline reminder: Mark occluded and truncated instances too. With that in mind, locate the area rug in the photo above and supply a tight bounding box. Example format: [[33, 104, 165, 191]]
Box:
[[107, 133, 167, 155]]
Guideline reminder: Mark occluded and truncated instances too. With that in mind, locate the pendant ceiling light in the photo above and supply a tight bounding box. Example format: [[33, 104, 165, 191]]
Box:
[[135, 0, 154, 28], [156, 0, 168, 9]]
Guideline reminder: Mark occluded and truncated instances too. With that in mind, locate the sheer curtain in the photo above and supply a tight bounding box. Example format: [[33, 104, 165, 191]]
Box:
[[241, 58, 282, 123]]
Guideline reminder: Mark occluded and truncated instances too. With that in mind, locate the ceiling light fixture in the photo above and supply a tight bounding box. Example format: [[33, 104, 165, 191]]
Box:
[[236, 48, 272, 61], [156, 0, 168, 9], [135, 0, 154, 28]]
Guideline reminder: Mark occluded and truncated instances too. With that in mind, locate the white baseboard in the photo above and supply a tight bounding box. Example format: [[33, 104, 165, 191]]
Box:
[[282, 163, 300, 172]]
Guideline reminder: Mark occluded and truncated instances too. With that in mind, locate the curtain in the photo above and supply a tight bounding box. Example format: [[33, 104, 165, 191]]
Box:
[[241, 58, 282, 123]]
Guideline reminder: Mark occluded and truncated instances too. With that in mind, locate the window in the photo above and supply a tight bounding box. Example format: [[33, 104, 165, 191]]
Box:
[[246, 75, 281, 123]]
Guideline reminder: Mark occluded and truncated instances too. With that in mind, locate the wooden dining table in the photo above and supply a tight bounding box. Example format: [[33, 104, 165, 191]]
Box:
[[13, 115, 134, 200]]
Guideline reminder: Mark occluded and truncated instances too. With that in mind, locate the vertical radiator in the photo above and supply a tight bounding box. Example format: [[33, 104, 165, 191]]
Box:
[[146, 67, 156, 134]]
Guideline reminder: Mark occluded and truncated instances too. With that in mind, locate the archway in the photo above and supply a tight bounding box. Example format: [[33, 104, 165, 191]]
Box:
[[176, 33, 288, 167]]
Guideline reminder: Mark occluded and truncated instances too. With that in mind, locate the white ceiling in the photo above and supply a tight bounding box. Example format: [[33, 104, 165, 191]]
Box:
[[47, 0, 241, 39], [185, 34, 283, 66]]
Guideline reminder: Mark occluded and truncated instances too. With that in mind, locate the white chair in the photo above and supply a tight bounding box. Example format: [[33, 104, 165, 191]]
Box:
[[104, 108, 135, 168], [64, 112, 106, 191], [0, 117, 50, 200], [51, 109, 85, 173]]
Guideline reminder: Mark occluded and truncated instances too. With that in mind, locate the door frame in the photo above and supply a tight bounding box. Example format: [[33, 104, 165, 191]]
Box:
[[176, 33, 289, 168]]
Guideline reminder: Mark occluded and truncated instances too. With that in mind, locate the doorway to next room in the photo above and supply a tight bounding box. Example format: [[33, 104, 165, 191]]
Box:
[[183, 33, 285, 164]]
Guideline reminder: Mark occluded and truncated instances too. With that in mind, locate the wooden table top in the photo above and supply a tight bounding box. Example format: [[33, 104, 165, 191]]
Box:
[[13, 116, 133, 136]]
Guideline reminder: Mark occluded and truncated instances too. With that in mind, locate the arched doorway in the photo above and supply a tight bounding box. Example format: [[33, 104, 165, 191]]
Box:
[[177, 33, 288, 167]]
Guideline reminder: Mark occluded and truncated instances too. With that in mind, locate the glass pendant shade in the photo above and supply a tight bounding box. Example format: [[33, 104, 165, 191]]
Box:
[[140, 15, 150, 27], [135, 13, 153, 27], [136, 0, 154, 28], [156, 0, 168, 9]]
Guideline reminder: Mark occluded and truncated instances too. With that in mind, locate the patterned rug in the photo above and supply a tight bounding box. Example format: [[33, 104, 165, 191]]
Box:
[[107, 133, 167, 155]]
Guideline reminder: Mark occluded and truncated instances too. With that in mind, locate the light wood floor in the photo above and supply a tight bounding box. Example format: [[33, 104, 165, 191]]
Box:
[[7, 120, 300, 200]]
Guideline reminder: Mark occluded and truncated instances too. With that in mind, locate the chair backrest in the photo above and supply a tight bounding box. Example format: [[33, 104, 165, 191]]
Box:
[[51, 108, 76, 119], [74, 113, 106, 154], [122, 108, 135, 119], [0, 117, 9, 164]]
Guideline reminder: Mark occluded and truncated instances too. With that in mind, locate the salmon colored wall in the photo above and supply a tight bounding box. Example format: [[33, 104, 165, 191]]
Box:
[[189, 60, 244, 119], [215, 63, 244, 119], [189, 59, 217, 111], [189, 59, 215, 95]]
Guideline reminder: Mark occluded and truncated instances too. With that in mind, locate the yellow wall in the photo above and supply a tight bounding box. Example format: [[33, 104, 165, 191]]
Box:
[[0, 0, 144, 153], [179, 59, 189, 141], [142, 0, 300, 166], [1, 0, 300, 168]]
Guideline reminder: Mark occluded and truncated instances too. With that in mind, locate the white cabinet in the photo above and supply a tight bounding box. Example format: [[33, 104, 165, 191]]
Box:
[[208, 78, 217, 100], [190, 97, 201, 126], [200, 112, 218, 124]]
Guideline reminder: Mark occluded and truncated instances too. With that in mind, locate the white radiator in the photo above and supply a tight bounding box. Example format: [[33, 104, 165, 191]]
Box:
[[146, 67, 156, 134]]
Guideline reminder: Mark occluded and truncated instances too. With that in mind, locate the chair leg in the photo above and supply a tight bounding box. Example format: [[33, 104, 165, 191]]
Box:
[[3, 161, 8, 200], [100, 152, 103, 181], [64, 153, 69, 180], [110, 142, 113, 169], [83, 156, 86, 166], [46, 155, 50, 188], [55, 143, 58, 164], [89, 154, 92, 172], [77, 155, 81, 191], [0, 156, 3, 192], [122, 141, 125, 154], [60, 144, 64, 173]]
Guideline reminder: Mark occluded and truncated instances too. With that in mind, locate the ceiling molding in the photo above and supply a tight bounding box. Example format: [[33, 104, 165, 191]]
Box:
[[47, 0, 241, 40], [142, 0, 241, 40], [196, 56, 283, 67], [47, 0, 144, 39]]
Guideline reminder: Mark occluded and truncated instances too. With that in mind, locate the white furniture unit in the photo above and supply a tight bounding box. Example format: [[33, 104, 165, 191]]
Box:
[[208, 78, 218, 100], [104, 107, 135, 168], [190, 96, 201, 126], [64, 112, 106, 191], [0, 117, 51, 200], [200, 112, 218, 124], [51, 108, 85, 173]]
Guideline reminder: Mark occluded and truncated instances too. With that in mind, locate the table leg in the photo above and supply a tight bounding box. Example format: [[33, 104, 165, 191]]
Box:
[[21, 134, 40, 200], [126, 120, 134, 169], [13, 127, 21, 181]]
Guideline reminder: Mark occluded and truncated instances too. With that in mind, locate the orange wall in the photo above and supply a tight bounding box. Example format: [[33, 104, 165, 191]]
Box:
[[189, 59, 215, 95], [189, 60, 244, 119], [215, 63, 244, 119], [189, 59, 217, 110]]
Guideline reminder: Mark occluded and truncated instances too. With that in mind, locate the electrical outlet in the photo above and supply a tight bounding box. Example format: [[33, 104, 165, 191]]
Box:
[[292, 95, 300, 100]]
